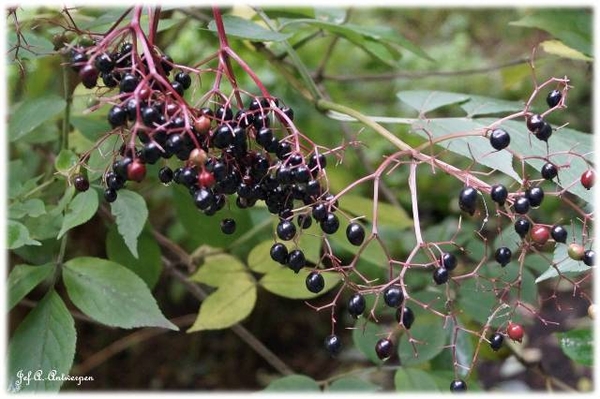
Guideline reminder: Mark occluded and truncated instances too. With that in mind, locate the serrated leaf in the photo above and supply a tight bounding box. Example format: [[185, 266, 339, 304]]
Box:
[[187, 276, 256, 331], [540, 39, 593, 62], [263, 374, 321, 392], [57, 189, 99, 239], [110, 189, 148, 258], [556, 329, 592, 366], [327, 377, 379, 392], [62, 257, 177, 330], [394, 368, 440, 392], [8, 263, 55, 310], [106, 225, 162, 289], [259, 268, 340, 299], [54, 149, 78, 175], [247, 240, 282, 274], [340, 194, 412, 228], [8, 220, 41, 249], [9, 198, 46, 219], [7, 290, 76, 392], [397, 314, 448, 366], [208, 15, 292, 42], [9, 95, 66, 141], [397, 90, 469, 114], [352, 320, 387, 365], [189, 253, 248, 287]]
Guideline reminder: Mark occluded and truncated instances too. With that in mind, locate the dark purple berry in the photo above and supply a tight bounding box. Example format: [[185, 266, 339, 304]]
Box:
[[320, 213, 339, 234], [433, 267, 449, 285], [489, 332, 504, 351], [514, 196, 530, 214], [551, 225, 567, 243], [324, 334, 342, 356], [535, 121, 553, 141], [489, 128, 511, 150], [450, 379, 467, 392], [94, 52, 114, 73], [220, 218, 236, 234], [346, 223, 365, 246], [514, 217, 531, 238], [440, 252, 457, 271], [270, 243, 288, 264], [287, 249, 306, 272], [490, 184, 508, 206], [526, 114, 544, 133], [306, 272, 325, 293], [79, 64, 99, 89], [73, 175, 89, 192], [158, 166, 173, 183], [104, 188, 117, 202], [546, 89, 562, 108], [119, 73, 139, 93], [396, 306, 415, 329], [541, 163, 558, 180], [458, 186, 478, 215], [375, 338, 394, 361], [348, 293, 366, 318], [583, 250, 595, 266], [174, 71, 191, 89], [277, 220, 297, 241], [383, 287, 404, 307], [494, 247, 512, 266], [526, 187, 544, 208]]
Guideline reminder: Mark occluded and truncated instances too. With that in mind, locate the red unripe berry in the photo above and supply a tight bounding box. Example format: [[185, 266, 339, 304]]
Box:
[[530, 225, 550, 245], [507, 322, 524, 342], [127, 160, 147, 182], [581, 170, 595, 190], [198, 170, 215, 187], [194, 115, 212, 134]]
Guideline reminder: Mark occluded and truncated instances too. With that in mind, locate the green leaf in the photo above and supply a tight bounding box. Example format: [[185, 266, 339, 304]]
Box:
[[7, 290, 76, 392], [454, 319, 475, 377], [9, 95, 66, 142], [57, 189, 99, 239], [397, 313, 448, 366], [86, 134, 120, 182], [259, 267, 340, 299], [70, 116, 111, 142], [339, 194, 412, 228], [62, 257, 177, 330], [247, 240, 282, 274], [457, 278, 508, 327], [8, 220, 41, 249], [327, 377, 379, 392], [8, 263, 55, 310], [352, 320, 387, 365], [106, 225, 162, 289], [556, 329, 592, 366], [9, 198, 46, 219], [314, 8, 346, 23], [207, 15, 293, 42], [394, 367, 440, 392], [189, 253, 248, 287], [263, 374, 321, 392], [536, 224, 591, 283], [110, 189, 148, 258], [540, 39, 593, 62], [397, 90, 469, 114], [54, 149, 78, 175], [460, 94, 524, 117], [187, 276, 256, 331]]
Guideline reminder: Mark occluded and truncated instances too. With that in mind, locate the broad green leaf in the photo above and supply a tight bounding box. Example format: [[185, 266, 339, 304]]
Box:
[[54, 149, 78, 175], [7, 30, 54, 60], [455, 319, 475, 377], [327, 377, 379, 392], [296, 222, 323, 264], [352, 320, 387, 365], [493, 224, 523, 256], [460, 95, 524, 117], [62, 257, 177, 330], [556, 329, 592, 366], [8, 220, 41, 249], [247, 240, 283, 274], [70, 116, 111, 142], [394, 368, 440, 392], [9, 198, 46, 219], [7, 290, 76, 392], [9, 95, 66, 142], [259, 267, 340, 299], [540, 39, 593, 62], [189, 253, 248, 287], [397, 90, 469, 114], [339, 194, 411, 228], [57, 189, 99, 239], [187, 276, 256, 331], [397, 313, 448, 366], [106, 225, 162, 289], [8, 263, 55, 310], [208, 15, 292, 42], [263, 374, 321, 392], [457, 278, 509, 327], [110, 189, 148, 258]]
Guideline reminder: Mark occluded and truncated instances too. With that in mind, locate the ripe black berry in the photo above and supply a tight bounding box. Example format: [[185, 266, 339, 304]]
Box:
[[526, 186, 544, 208], [276, 141, 292, 160], [490, 184, 508, 206], [141, 106, 159, 126], [270, 243, 288, 264], [346, 223, 365, 246], [324, 334, 342, 356], [174, 72, 192, 89], [213, 125, 234, 149], [513, 196, 530, 214], [293, 165, 311, 183], [450, 379, 467, 392], [375, 338, 394, 360], [73, 175, 89, 192], [70, 51, 87, 71], [215, 105, 233, 121], [396, 306, 415, 329], [546, 89, 562, 108], [320, 213, 340, 234], [489, 128, 511, 150], [383, 287, 404, 307], [306, 272, 325, 293], [550, 225, 568, 243], [526, 114, 544, 133], [287, 249, 306, 272], [514, 217, 531, 238], [494, 247, 512, 267], [106, 172, 125, 190], [112, 157, 132, 180], [158, 166, 173, 183], [440, 252, 457, 271], [79, 64, 99, 89], [535, 121, 553, 141], [194, 188, 215, 210], [101, 71, 119, 88], [433, 267, 450, 285], [277, 220, 297, 241], [348, 293, 366, 318], [255, 127, 273, 147], [94, 53, 114, 73], [489, 332, 504, 351], [312, 203, 328, 221], [583, 250, 595, 266], [308, 153, 327, 170], [119, 73, 139, 93], [170, 80, 184, 96], [458, 186, 478, 215], [104, 188, 117, 202], [220, 218, 236, 234], [108, 105, 127, 128], [541, 163, 558, 180], [141, 142, 162, 164], [281, 106, 294, 121]]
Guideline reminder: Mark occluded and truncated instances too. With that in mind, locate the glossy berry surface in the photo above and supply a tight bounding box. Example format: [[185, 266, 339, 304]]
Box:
[[127, 160, 146, 182], [541, 163, 558, 180], [489, 333, 504, 351], [270, 243, 288, 264], [375, 338, 394, 360], [531, 225, 550, 245], [583, 250, 595, 266], [490, 184, 508, 206], [450, 379, 467, 392], [220, 218, 236, 235], [79, 64, 99, 89], [158, 166, 173, 184], [306, 272, 325, 293], [287, 249, 306, 272], [104, 188, 117, 203], [433, 267, 449, 285], [174, 72, 192, 89], [535, 121, 553, 141], [320, 212, 340, 234], [108, 105, 128, 128], [324, 334, 342, 356], [489, 128, 511, 150], [495, 247, 512, 267], [440, 252, 457, 271], [346, 223, 365, 246], [383, 287, 404, 307], [348, 293, 366, 318], [119, 73, 138, 93], [458, 186, 478, 215], [581, 170, 595, 190], [526, 114, 544, 132], [551, 225, 568, 243], [514, 217, 531, 238], [73, 175, 89, 192], [568, 243, 585, 261], [546, 89, 562, 108], [526, 187, 544, 208], [507, 322, 524, 342], [513, 196, 530, 214], [276, 220, 297, 241], [396, 306, 415, 329]]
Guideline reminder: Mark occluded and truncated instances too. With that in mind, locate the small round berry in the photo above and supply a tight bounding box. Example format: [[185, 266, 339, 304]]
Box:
[[513, 196, 530, 214], [581, 170, 595, 190], [507, 322, 524, 342], [108, 105, 128, 128], [297, 214, 312, 229], [198, 170, 216, 188], [541, 163, 558, 180], [346, 223, 365, 246], [546, 89, 562, 108], [73, 175, 89, 192], [213, 125, 234, 149], [277, 220, 297, 241], [306, 272, 325, 293], [440, 252, 457, 271], [450, 379, 467, 392], [324, 334, 342, 356], [489, 332, 504, 351], [320, 213, 340, 234], [281, 106, 294, 121], [550, 225, 568, 243], [79, 64, 99, 89], [433, 267, 449, 285], [141, 106, 159, 127], [174, 71, 192, 89], [494, 247, 512, 267], [348, 293, 366, 318], [287, 249, 306, 273], [535, 121, 553, 142], [119, 73, 139, 93], [526, 114, 544, 133], [170, 80, 184, 96], [104, 188, 117, 203], [530, 225, 550, 245], [308, 153, 327, 170], [312, 203, 328, 222], [127, 160, 146, 182], [489, 128, 511, 151], [514, 217, 531, 238], [568, 243, 585, 261], [101, 71, 119, 88], [270, 243, 288, 264], [70, 51, 87, 71], [458, 186, 478, 215], [140, 142, 162, 164], [583, 250, 595, 266], [383, 287, 404, 308], [375, 338, 394, 361], [396, 306, 415, 329], [490, 184, 508, 206], [215, 105, 233, 121], [220, 218, 236, 235], [194, 188, 215, 210], [526, 187, 544, 208], [158, 166, 173, 184], [94, 52, 114, 73]]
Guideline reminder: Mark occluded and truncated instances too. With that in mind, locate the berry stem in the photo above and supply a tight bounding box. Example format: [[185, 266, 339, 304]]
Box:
[[60, 54, 72, 151]]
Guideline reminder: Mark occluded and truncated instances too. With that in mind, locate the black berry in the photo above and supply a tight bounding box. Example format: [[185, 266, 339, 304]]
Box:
[[490, 184, 508, 206], [108, 105, 127, 128], [541, 163, 558, 180], [348, 293, 366, 318], [94, 52, 114, 73], [458, 186, 478, 215], [384, 287, 404, 307], [174, 72, 192, 89], [450, 379, 467, 392], [287, 249, 306, 272], [489, 128, 511, 150], [535, 121, 553, 141], [140, 142, 162, 164], [375, 338, 394, 361], [79, 64, 99, 89], [551, 225, 568, 243], [346, 223, 365, 246], [514, 217, 531, 238], [324, 334, 342, 356], [312, 203, 328, 222], [277, 220, 297, 241], [158, 166, 173, 183], [526, 187, 544, 208], [546, 89, 562, 108], [73, 175, 89, 192], [494, 247, 512, 266], [433, 267, 450, 285], [270, 243, 288, 264], [396, 306, 415, 329], [440, 252, 457, 271], [489, 332, 504, 351], [297, 214, 312, 229], [513, 196, 530, 214], [583, 250, 595, 266], [220, 218, 236, 234], [104, 188, 118, 202], [306, 272, 325, 293], [320, 213, 339, 234], [526, 114, 544, 133], [119, 73, 139, 93]]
